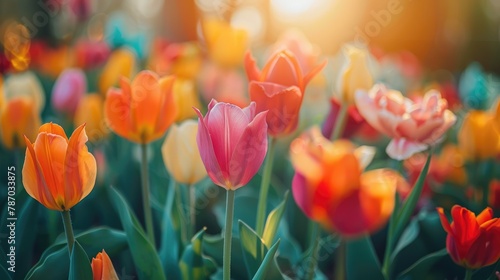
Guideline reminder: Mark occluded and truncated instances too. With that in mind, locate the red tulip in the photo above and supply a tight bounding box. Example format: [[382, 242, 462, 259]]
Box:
[[194, 100, 268, 190], [438, 205, 500, 269]]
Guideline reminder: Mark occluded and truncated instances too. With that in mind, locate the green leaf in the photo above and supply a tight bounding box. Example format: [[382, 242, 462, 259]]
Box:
[[0, 265, 12, 280], [346, 235, 384, 280], [203, 234, 248, 280], [108, 186, 166, 280], [15, 197, 40, 276], [26, 247, 69, 280], [179, 228, 216, 280], [262, 192, 289, 248], [397, 249, 448, 279], [69, 241, 92, 280], [239, 220, 268, 279], [159, 179, 182, 279], [391, 218, 419, 262], [252, 240, 281, 280], [394, 153, 432, 244]]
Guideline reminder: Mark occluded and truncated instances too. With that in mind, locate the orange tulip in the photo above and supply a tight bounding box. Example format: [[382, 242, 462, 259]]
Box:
[[22, 123, 97, 211], [290, 127, 405, 237], [104, 70, 178, 144], [74, 94, 108, 142], [438, 205, 500, 269], [458, 110, 500, 161], [0, 97, 41, 149], [99, 48, 136, 95], [91, 250, 119, 280]]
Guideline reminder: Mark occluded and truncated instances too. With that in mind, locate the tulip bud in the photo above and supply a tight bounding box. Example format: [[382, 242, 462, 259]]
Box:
[[74, 94, 108, 142], [335, 45, 373, 105], [52, 68, 86, 116], [91, 250, 119, 280]]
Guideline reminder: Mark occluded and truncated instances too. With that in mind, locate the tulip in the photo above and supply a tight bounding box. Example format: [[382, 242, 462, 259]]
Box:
[[104, 70, 177, 144], [52, 68, 86, 116], [437, 205, 500, 269], [290, 127, 405, 237], [198, 62, 248, 108], [2, 71, 45, 113], [249, 81, 302, 137], [355, 84, 457, 160], [74, 40, 110, 69], [162, 120, 206, 185], [99, 48, 135, 95], [172, 78, 202, 122], [22, 122, 97, 211], [74, 94, 108, 142], [245, 49, 326, 93], [490, 180, 500, 210], [149, 39, 201, 79], [0, 97, 41, 149], [194, 100, 268, 190], [91, 250, 119, 280], [459, 62, 489, 110], [201, 18, 248, 68], [68, 0, 92, 21], [271, 30, 320, 75], [334, 45, 373, 105], [30, 44, 73, 78], [458, 110, 500, 161], [322, 98, 366, 139]]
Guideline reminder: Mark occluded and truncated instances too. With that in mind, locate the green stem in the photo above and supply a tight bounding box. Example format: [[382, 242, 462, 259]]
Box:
[[306, 222, 320, 280], [223, 190, 235, 280], [330, 104, 349, 141], [189, 184, 196, 239], [175, 182, 188, 245], [61, 210, 75, 256], [14, 149, 23, 194], [255, 137, 277, 235], [382, 187, 401, 279], [464, 268, 473, 280], [335, 240, 346, 280], [140, 143, 156, 247]]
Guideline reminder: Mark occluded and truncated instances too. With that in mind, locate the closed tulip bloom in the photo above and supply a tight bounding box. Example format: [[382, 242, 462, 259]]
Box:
[[0, 97, 41, 149], [99, 48, 135, 95], [355, 84, 457, 160], [52, 68, 86, 116], [249, 81, 302, 137], [22, 123, 97, 211], [2, 71, 45, 113], [91, 250, 119, 280], [290, 127, 405, 237], [194, 100, 268, 190], [202, 18, 248, 68], [335, 45, 373, 105], [172, 78, 202, 122], [437, 205, 500, 268], [245, 50, 325, 93], [105, 71, 177, 144], [162, 120, 206, 184], [74, 94, 108, 142], [458, 110, 500, 161]]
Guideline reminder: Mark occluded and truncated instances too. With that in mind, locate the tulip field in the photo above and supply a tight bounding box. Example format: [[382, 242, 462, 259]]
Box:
[[1, 1, 500, 279]]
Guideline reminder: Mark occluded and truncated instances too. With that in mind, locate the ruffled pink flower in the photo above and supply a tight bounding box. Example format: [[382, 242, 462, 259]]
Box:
[[355, 84, 456, 160], [194, 100, 268, 190], [51, 68, 86, 116]]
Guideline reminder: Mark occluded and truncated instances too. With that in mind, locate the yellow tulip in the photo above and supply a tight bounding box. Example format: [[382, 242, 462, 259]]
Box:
[[169, 42, 202, 79], [2, 71, 45, 113], [173, 78, 202, 122], [335, 45, 373, 105], [99, 48, 135, 95], [162, 120, 206, 184], [458, 110, 500, 161], [202, 18, 248, 68], [74, 94, 108, 142], [0, 97, 41, 149]]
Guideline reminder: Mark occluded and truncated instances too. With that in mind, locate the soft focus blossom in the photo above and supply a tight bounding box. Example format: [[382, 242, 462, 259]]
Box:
[[99, 48, 136, 95], [74, 40, 110, 69], [375, 50, 422, 92], [0, 98, 41, 149], [459, 62, 489, 110], [290, 127, 406, 237], [149, 39, 201, 79], [105, 70, 177, 144], [51, 68, 86, 116], [249, 81, 302, 137], [29, 42, 73, 78], [201, 18, 248, 68], [68, 0, 92, 21], [172, 78, 202, 122], [490, 180, 500, 210], [437, 205, 500, 269], [194, 100, 268, 190], [271, 30, 320, 75], [74, 94, 108, 142], [22, 123, 97, 211], [334, 45, 373, 105], [91, 250, 119, 280], [322, 98, 366, 139], [162, 120, 206, 185], [355, 84, 456, 160], [198, 62, 248, 108], [2, 71, 45, 113], [458, 110, 500, 161], [245, 49, 326, 93]]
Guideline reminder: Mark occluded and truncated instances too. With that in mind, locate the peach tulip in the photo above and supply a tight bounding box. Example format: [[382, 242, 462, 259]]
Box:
[[355, 84, 456, 160], [91, 250, 119, 280], [22, 123, 96, 211], [194, 100, 268, 190]]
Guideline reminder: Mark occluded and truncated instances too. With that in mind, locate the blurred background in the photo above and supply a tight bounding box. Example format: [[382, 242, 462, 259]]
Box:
[[1, 0, 500, 74]]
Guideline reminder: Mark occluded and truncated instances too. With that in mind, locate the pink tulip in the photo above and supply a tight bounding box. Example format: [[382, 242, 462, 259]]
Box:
[[194, 100, 268, 190], [355, 84, 456, 160], [51, 68, 86, 116]]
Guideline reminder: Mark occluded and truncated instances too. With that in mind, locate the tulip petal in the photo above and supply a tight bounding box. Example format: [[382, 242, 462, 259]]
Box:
[[228, 111, 268, 189], [195, 108, 226, 187], [477, 207, 494, 226], [153, 75, 177, 139], [303, 59, 327, 90], [437, 207, 452, 233], [386, 138, 428, 160], [131, 71, 162, 140], [244, 51, 261, 82], [39, 122, 69, 141], [355, 90, 392, 136], [261, 52, 301, 88], [292, 172, 314, 218], [105, 86, 135, 141]]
